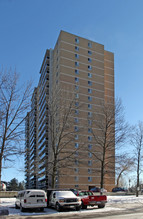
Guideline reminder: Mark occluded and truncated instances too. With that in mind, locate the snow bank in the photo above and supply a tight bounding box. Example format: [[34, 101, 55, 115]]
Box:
[[107, 195, 143, 203]]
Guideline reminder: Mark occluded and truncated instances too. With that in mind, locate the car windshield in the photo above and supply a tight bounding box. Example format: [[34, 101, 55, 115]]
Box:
[[78, 191, 92, 196], [57, 191, 74, 197]]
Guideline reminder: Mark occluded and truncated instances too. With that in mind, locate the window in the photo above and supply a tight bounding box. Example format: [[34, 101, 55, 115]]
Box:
[[75, 46, 79, 51], [75, 77, 79, 82], [75, 151, 79, 156], [75, 168, 79, 173], [88, 152, 92, 157], [88, 176, 92, 182], [88, 128, 92, 133], [88, 104, 92, 109], [88, 65, 92, 70], [88, 96, 92, 101], [88, 73, 92, 78], [88, 81, 92, 86], [88, 50, 92, 55], [75, 176, 79, 181], [75, 134, 79, 140], [75, 160, 79, 165], [88, 120, 92, 125], [88, 58, 92, 62], [75, 143, 79, 148], [88, 168, 92, 174], [75, 85, 79, 90], [75, 54, 79, 59], [88, 88, 92, 93], [88, 160, 92, 166], [75, 37, 79, 44], [75, 102, 79, 107], [88, 144, 92, 150], [75, 109, 79, 115], [75, 69, 79, 74], [88, 136, 92, 141], [75, 62, 79, 67], [75, 126, 79, 131], [75, 118, 79, 123], [88, 112, 92, 117], [75, 93, 79, 99], [88, 42, 92, 48]]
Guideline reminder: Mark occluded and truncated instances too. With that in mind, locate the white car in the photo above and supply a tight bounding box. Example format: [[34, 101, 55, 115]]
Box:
[[48, 190, 81, 211], [15, 189, 47, 212]]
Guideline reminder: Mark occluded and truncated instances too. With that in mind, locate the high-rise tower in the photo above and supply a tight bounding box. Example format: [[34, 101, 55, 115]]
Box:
[[25, 31, 115, 191]]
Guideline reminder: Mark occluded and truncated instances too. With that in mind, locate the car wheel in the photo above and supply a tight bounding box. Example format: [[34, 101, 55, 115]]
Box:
[[98, 204, 105, 208], [82, 201, 87, 209], [75, 206, 81, 211], [15, 203, 19, 209], [20, 204, 25, 212], [56, 203, 62, 212]]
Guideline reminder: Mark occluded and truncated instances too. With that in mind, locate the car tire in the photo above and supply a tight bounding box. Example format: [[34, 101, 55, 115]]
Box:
[[20, 204, 25, 212], [56, 203, 62, 212], [75, 206, 81, 211], [82, 201, 87, 209], [98, 204, 105, 208], [15, 204, 19, 209]]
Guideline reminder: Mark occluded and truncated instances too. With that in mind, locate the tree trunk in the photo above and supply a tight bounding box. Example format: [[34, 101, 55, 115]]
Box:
[[0, 158, 2, 190], [51, 158, 57, 189], [136, 156, 140, 197], [100, 161, 104, 188]]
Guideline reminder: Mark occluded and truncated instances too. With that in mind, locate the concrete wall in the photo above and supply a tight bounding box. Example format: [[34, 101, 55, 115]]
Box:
[[0, 191, 18, 198]]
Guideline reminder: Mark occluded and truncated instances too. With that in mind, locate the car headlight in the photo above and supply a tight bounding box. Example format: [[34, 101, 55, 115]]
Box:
[[59, 199, 65, 203], [77, 198, 81, 202]]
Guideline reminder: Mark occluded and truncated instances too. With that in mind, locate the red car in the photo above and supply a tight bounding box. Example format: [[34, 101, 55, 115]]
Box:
[[73, 190, 107, 209]]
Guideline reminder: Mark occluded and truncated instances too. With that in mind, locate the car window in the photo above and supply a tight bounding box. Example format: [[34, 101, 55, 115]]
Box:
[[79, 192, 84, 196], [37, 195, 44, 197], [29, 195, 35, 197]]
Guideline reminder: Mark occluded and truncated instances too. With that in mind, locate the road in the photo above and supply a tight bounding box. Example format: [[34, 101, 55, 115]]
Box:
[[4, 203, 143, 219]]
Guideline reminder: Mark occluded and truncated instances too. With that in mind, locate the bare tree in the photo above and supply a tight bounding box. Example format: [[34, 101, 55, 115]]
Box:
[[116, 154, 134, 187], [0, 69, 32, 189], [47, 88, 84, 188], [90, 98, 128, 189], [130, 121, 143, 197]]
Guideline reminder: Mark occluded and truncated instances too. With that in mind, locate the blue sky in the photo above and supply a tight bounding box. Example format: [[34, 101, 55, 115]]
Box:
[[0, 0, 143, 183]]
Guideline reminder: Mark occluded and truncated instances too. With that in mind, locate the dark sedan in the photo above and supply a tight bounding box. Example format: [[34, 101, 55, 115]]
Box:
[[90, 187, 101, 192], [112, 187, 127, 192]]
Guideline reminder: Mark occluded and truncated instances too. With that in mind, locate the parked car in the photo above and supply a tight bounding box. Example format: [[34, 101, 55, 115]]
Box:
[[112, 187, 127, 192], [47, 190, 81, 212], [15, 189, 47, 212], [1, 182, 6, 191], [73, 190, 107, 209], [90, 187, 100, 192]]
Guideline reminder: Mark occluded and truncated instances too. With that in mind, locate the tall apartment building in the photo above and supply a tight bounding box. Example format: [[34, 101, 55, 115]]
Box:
[[25, 87, 39, 188], [25, 31, 115, 191]]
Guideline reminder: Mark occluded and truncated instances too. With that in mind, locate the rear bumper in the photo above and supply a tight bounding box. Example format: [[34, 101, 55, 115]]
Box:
[[89, 200, 107, 205], [22, 204, 47, 208]]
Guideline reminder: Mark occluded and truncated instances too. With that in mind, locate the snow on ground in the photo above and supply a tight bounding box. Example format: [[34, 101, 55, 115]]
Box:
[[0, 196, 143, 216], [108, 195, 143, 204]]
